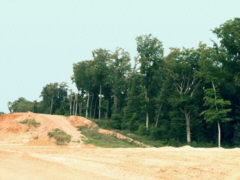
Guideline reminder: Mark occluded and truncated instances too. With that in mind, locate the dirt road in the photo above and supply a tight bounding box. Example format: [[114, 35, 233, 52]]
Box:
[[0, 145, 239, 180]]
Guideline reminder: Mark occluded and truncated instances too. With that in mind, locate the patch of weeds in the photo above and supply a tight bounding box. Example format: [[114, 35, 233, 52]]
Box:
[[20, 119, 40, 128], [78, 127, 141, 148], [115, 130, 166, 147], [48, 128, 71, 145]]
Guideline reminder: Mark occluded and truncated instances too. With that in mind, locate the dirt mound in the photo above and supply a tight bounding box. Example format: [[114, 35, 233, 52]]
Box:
[[0, 112, 84, 145], [68, 116, 97, 128], [0, 112, 148, 147]]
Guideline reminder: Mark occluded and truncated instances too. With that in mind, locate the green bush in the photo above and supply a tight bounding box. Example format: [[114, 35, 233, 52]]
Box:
[[149, 127, 161, 140], [48, 128, 71, 145], [137, 125, 149, 136], [167, 138, 183, 147], [109, 114, 122, 129], [20, 119, 40, 127]]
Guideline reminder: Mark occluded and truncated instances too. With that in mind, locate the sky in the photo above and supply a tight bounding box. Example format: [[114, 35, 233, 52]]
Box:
[[0, 0, 239, 112]]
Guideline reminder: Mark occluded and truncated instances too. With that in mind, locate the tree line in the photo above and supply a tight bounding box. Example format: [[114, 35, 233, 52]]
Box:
[[8, 18, 240, 147]]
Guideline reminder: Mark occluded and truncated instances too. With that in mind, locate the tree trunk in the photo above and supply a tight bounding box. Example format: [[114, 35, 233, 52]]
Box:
[[90, 94, 94, 118], [218, 122, 221, 148], [94, 96, 98, 119], [155, 105, 162, 127], [79, 102, 82, 116], [144, 89, 149, 129], [99, 84, 102, 120], [146, 112, 149, 129], [184, 112, 191, 144], [50, 97, 54, 114], [114, 95, 118, 113], [86, 93, 90, 118], [73, 95, 76, 115], [212, 81, 221, 147], [69, 96, 72, 116], [75, 94, 78, 116]]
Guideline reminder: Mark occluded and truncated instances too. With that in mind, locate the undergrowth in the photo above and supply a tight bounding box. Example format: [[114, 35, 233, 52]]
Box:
[[79, 127, 141, 148], [48, 128, 71, 145], [20, 118, 40, 128]]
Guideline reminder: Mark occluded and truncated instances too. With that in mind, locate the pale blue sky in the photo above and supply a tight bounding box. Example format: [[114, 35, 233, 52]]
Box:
[[0, 0, 239, 112]]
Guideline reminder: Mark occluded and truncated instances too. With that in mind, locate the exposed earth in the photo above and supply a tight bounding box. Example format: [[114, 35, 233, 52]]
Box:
[[0, 113, 240, 180]]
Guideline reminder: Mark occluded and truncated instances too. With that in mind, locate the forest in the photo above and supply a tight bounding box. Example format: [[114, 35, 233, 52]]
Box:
[[7, 18, 240, 147]]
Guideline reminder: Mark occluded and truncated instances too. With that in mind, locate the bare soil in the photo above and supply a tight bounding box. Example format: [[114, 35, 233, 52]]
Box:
[[0, 145, 240, 180], [0, 113, 240, 179]]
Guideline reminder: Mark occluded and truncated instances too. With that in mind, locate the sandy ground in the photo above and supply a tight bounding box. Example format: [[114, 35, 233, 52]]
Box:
[[1, 113, 240, 179], [0, 145, 240, 180]]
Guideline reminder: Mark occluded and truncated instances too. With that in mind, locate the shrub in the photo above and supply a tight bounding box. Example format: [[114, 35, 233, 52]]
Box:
[[48, 128, 71, 145], [149, 127, 161, 140], [20, 119, 40, 127], [137, 125, 149, 136], [167, 138, 182, 147]]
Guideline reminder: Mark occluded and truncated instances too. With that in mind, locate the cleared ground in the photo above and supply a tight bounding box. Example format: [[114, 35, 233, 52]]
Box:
[[0, 145, 240, 180], [0, 113, 240, 179]]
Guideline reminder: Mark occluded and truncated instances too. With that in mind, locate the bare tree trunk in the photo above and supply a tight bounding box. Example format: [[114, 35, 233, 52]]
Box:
[[50, 97, 54, 114], [184, 112, 191, 144], [218, 122, 221, 148], [90, 94, 94, 118], [79, 102, 82, 116], [72, 96, 75, 115], [144, 89, 149, 130], [75, 94, 78, 116], [155, 105, 162, 127], [146, 112, 149, 129], [99, 84, 102, 120], [212, 81, 221, 148], [69, 95, 72, 116], [114, 95, 118, 113], [94, 96, 98, 119], [86, 93, 90, 118]]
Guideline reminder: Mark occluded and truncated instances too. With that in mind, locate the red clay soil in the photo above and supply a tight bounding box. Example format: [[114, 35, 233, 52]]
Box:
[[0, 112, 89, 145]]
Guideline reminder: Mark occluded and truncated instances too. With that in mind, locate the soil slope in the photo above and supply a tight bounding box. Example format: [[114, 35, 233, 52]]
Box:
[[0, 112, 93, 145]]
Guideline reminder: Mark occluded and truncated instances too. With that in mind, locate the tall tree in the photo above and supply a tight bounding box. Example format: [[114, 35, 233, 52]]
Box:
[[92, 49, 110, 120], [213, 18, 240, 144], [73, 60, 95, 118], [40, 82, 68, 114], [136, 34, 164, 129], [109, 48, 131, 113], [201, 84, 232, 147], [166, 47, 202, 144]]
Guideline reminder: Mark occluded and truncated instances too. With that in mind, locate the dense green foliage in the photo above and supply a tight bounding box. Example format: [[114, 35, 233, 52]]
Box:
[[48, 128, 71, 145], [9, 18, 240, 147]]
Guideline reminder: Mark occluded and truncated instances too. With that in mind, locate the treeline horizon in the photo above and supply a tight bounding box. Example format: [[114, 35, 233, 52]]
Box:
[[7, 18, 240, 147]]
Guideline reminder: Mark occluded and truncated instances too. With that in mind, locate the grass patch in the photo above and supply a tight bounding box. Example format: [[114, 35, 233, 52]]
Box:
[[79, 127, 142, 148], [20, 118, 40, 128], [115, 130, 168, 147], [48, 128, 71, 145]]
